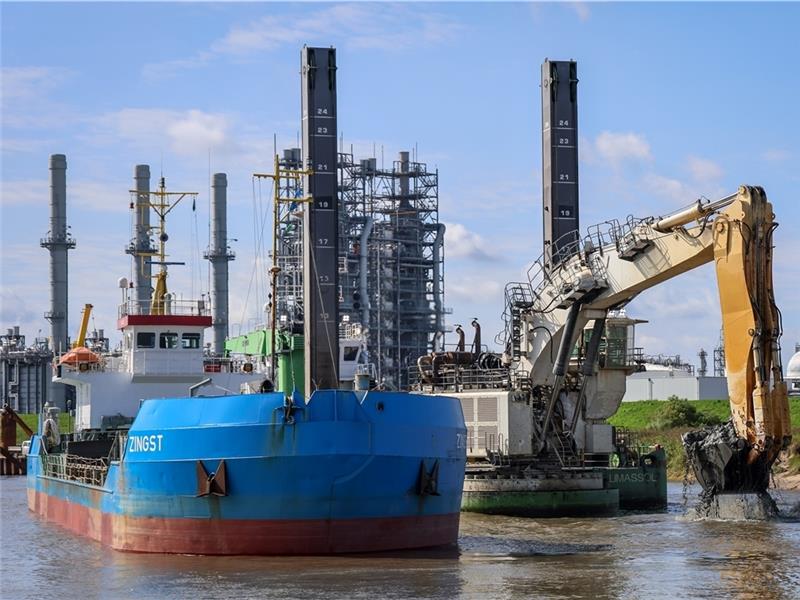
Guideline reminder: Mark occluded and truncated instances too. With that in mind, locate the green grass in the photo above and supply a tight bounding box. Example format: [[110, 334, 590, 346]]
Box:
[[13, 413, 74, 445], [608, 399, 733, 430], [610, 397, 800, 430], [609, 397, 800, 480]]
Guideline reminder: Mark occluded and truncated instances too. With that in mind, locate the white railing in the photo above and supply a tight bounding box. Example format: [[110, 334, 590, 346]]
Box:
[[118, 298, 210, 319], [56, 350, 257, 377]]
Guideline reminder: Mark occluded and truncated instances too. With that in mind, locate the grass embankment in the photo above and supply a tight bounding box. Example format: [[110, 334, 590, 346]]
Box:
[[13, 413, 74, 444], [609, 398, 800, 480]]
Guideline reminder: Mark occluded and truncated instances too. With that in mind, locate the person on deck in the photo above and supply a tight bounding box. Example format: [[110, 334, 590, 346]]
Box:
[[42, 404, 61, 452]]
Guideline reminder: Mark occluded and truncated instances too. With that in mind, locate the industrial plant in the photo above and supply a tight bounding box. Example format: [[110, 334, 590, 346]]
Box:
[[3, 3, 798, 599], [262, 147, 446, 390]]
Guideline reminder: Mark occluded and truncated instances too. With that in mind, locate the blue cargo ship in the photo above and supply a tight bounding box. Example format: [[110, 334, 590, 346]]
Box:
[[27, 390, 466, 554], [28, 46, 468, 554]]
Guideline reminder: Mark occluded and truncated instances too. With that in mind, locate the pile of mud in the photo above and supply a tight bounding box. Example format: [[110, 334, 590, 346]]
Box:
[[682, 420, 771, 495]]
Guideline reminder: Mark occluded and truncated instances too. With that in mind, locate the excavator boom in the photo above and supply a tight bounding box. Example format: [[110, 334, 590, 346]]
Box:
[[511, 185, 791, 496]]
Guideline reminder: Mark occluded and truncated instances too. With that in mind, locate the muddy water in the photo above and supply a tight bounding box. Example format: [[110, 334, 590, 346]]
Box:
[[2, 477, 799, 600]]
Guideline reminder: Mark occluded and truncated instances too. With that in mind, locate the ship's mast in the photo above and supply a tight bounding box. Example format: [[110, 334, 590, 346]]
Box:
[[253, 158, 312, 384], [129, 177, 197, 315]]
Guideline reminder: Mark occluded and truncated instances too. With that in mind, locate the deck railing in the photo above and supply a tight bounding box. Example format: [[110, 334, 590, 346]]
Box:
[[118, 299, 210, 319], [41, 431, 128, 487]]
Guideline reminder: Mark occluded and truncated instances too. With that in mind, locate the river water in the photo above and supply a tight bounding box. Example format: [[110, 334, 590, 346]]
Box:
[[2, 477, 799, 600]]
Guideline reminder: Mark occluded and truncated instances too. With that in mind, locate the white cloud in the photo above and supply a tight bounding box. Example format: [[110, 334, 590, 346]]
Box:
[[144, 5, 464, 79], [0, 138, 54, 154], [687, 156, 723, 182], [569, 2, 591, 22], [641, 172, 690, 205], [1, 179, 130, 213], [447, 273, 503, 306], [1, 66, 75, 129], [1, 66, 68, 101], [167, 110, 229, 155], [444, 222, 497, 262], [640, 155, 726, 206], [88, 108, 234, 158], [591, 131, 652, 167]]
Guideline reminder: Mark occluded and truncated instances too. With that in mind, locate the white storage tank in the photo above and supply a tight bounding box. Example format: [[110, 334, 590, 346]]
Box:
[[787, 343, 800, 396]]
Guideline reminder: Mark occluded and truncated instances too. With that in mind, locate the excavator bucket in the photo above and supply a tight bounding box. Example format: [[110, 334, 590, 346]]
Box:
[[682, 422, 771, 495]]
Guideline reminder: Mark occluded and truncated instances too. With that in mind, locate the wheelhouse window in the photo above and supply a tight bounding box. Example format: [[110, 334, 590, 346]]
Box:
[[182, 333, 201, 349], [136, 332, 155, 349], [342, 346, 359, 361], [159, 332, 179, 349]]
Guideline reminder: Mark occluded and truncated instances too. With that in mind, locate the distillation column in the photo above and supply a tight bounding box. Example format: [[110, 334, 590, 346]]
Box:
[[40, 154, 75, 409], [205, 173, 235, 354]]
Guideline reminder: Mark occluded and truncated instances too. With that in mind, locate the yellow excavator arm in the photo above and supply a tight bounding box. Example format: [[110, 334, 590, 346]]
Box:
[[711, 187, 791, 470]]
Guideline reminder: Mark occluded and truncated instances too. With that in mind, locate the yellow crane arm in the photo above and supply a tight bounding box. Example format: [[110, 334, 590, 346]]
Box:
[[72, 303, 93, 348], [150, 271, 168, 316], [713, 186, 791, 464]]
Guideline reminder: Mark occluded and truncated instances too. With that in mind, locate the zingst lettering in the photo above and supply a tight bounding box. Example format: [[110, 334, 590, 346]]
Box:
[[128, 434, 164, 453]]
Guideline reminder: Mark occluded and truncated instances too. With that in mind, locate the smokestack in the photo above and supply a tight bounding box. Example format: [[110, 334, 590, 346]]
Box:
[[205, 173, 234, 354], [127, 165, 153, 312], [40, 153, 75, 409], [398, 151, 410, 202]]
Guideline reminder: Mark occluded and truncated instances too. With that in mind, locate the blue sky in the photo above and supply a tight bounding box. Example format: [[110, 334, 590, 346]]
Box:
[[2, 2, 799, 368]]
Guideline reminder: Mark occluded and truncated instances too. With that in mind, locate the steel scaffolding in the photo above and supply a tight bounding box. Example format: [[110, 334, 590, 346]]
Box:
[[273, 149, 446, 390]]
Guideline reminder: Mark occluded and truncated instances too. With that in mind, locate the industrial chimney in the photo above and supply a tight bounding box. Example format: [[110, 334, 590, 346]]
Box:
[[40, 153, 75, 409], [204, 173, 235, 354], [126, 164, 155, 312], [398, 150, 410, 202]]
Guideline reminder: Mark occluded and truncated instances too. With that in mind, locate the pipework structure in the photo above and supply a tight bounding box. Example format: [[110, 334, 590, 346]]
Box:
[[271, 148, 446, 390], [0, 327, 53, 413], [40, 153, 75, 409], [341, 150, 445, 389], [125, 165, 157, 312], [204, 173, 236, 355]]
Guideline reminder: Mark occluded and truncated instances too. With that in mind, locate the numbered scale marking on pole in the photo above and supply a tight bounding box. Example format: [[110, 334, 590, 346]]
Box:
[[301, 47, 340, 390], [541, 59, 580, 269]]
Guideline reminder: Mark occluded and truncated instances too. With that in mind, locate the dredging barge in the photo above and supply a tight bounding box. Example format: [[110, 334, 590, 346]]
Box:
[[412, 318, 667, 516]]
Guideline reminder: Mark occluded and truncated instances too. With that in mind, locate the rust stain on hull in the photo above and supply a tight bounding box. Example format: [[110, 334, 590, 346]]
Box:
[[28, 490, 459, 555]]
